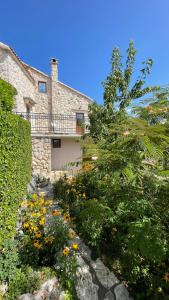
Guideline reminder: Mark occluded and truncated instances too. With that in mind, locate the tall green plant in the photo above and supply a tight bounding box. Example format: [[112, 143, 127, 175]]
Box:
[[89, 41, 159, 141]]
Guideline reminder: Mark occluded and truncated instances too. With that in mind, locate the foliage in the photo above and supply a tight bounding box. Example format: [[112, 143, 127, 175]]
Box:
[[19, 193, 79, 298], [0, 78, 33, 298], [5, 266, 41, 300], [54, 42, 169, 299], [0, 78, 16, 111], [0, 239, 19, 283], [56, 251, 78, 299], [0, 110, 31, 283], [19, 194, 70, 267], [89, 41, 159, 142]]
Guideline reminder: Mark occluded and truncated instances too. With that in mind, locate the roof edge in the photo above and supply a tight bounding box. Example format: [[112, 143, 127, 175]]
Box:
[[58, 81, 93, 103], [0, 42, 35, 84], [23, 62, 49, 78]]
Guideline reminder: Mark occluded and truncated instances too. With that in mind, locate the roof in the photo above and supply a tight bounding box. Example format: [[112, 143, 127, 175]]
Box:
[[0, 42, 93, 102], [0, 42, 35, 84]]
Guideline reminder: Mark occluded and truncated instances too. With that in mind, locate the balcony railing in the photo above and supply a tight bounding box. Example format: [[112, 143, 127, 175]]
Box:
[[16, 112, 89, 135]]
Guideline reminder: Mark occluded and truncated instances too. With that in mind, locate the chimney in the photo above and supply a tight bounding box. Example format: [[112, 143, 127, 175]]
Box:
[[50, 58, 58, 81]]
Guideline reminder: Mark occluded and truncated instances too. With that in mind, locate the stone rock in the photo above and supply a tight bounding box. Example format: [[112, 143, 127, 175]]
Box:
[[41, 278, 58, 293], [104, 291, 115, 300], [49, 288, 60, 300], [114, 284, 130, 300], [18, 294, 35, 300], [0, 282, 8, 296], [91, 259, 119, 289], [76, 256, 99, 300], [58, 291, 66, 300]]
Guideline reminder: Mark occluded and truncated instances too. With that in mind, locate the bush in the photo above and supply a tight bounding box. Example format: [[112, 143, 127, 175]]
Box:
[[5, 266, 41, 300], [0, 239, 19, 282], [0, 79, 16, 111], [0, 110, 32, 281]]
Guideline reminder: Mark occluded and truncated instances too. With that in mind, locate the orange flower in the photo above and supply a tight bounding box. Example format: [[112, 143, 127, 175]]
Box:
[[71, 243, 79, 251], [44, 237, 50, 244], [52, 210, 62, 217], [63, 247, 70, 256], [164, 272, 169, 282], [63, 213, 71, 222]]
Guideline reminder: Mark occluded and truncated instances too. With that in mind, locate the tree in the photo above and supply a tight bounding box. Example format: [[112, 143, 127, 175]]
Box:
[[89, 41, 159, 141]]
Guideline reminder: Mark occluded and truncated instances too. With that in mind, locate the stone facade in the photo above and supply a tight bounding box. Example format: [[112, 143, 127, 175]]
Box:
[[32, 138, 51, 177], [0, 42, 92, 178], [0, 44, 35, 112]]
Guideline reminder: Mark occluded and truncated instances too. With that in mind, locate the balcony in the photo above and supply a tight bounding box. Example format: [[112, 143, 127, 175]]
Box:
[[16, 112, 89, 136]]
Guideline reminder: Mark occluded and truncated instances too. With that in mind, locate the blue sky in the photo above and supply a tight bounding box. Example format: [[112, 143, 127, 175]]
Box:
[[0, 0, 169, 104]]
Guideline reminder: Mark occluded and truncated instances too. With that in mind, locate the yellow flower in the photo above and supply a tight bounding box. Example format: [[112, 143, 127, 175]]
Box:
[[45, 200, 52, 206], [35, 231, 42, 238], [32, 194, 37, 199], [41, 207, 47, 214], [38, 198, 45, 206], [39, 217, 45, 226], [63, 213, 71, 222], [63, 247, 70, 256], [31, 212, 38, 217], [30, 225, 39, 232], [164, 272, 169, 282], [23, 222, 29, 229], [28, 203, 34, 209], [71, 243, 79, 251], [33, 240, 42, 249], [68, 228, 75, 240], [21, 201, 27, 207], [52, 210, 62, 217]]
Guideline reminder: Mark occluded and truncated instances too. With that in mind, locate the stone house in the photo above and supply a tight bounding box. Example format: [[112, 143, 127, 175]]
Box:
[[0, 42, 92, 179]]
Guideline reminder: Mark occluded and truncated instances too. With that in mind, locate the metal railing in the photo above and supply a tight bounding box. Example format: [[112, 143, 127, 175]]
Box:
[[16, 112, 89, 135]]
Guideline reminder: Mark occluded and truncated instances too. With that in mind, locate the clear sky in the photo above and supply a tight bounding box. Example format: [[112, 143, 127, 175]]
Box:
[[0, 0, 169, 104]]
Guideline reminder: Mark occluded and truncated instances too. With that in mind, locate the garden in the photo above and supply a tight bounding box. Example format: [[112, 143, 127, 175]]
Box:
[[1, 41, 169, 299], [54, 42, 169, 299]]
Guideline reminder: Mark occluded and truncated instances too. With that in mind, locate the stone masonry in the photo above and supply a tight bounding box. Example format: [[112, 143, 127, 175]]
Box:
[[0, 42, 92, 178], [32, 138, 51, 178]]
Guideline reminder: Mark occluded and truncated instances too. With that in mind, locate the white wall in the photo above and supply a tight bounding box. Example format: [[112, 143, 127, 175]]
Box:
[[51, 138, 82, 171]]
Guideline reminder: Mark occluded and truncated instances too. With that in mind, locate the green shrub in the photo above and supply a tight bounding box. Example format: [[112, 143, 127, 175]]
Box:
[[5, 266, 41, 300], [0, 79, 16, 111], [0, 110, 32, 281], [0, 239, 19, 282]]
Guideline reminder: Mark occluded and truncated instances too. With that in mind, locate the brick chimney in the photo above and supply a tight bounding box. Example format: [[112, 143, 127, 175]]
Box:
[[50, 58, 58, 81]]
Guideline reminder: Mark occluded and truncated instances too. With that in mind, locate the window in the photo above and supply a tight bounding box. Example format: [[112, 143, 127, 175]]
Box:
[[52, 139, 61, 148], [76, 113, 84, 133], [38, 81, 47, 93]]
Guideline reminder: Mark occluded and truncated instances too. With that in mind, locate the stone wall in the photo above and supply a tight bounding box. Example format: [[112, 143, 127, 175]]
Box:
[[32, 137, 51, 177], [52, 81, 90, 115], [0, 48, 35, 112], [27, 68, 51, 114]]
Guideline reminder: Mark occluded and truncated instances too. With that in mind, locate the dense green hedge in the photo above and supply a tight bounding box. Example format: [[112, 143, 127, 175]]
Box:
[[0, 79, 16, 112], [0, 110, 32, 247]]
